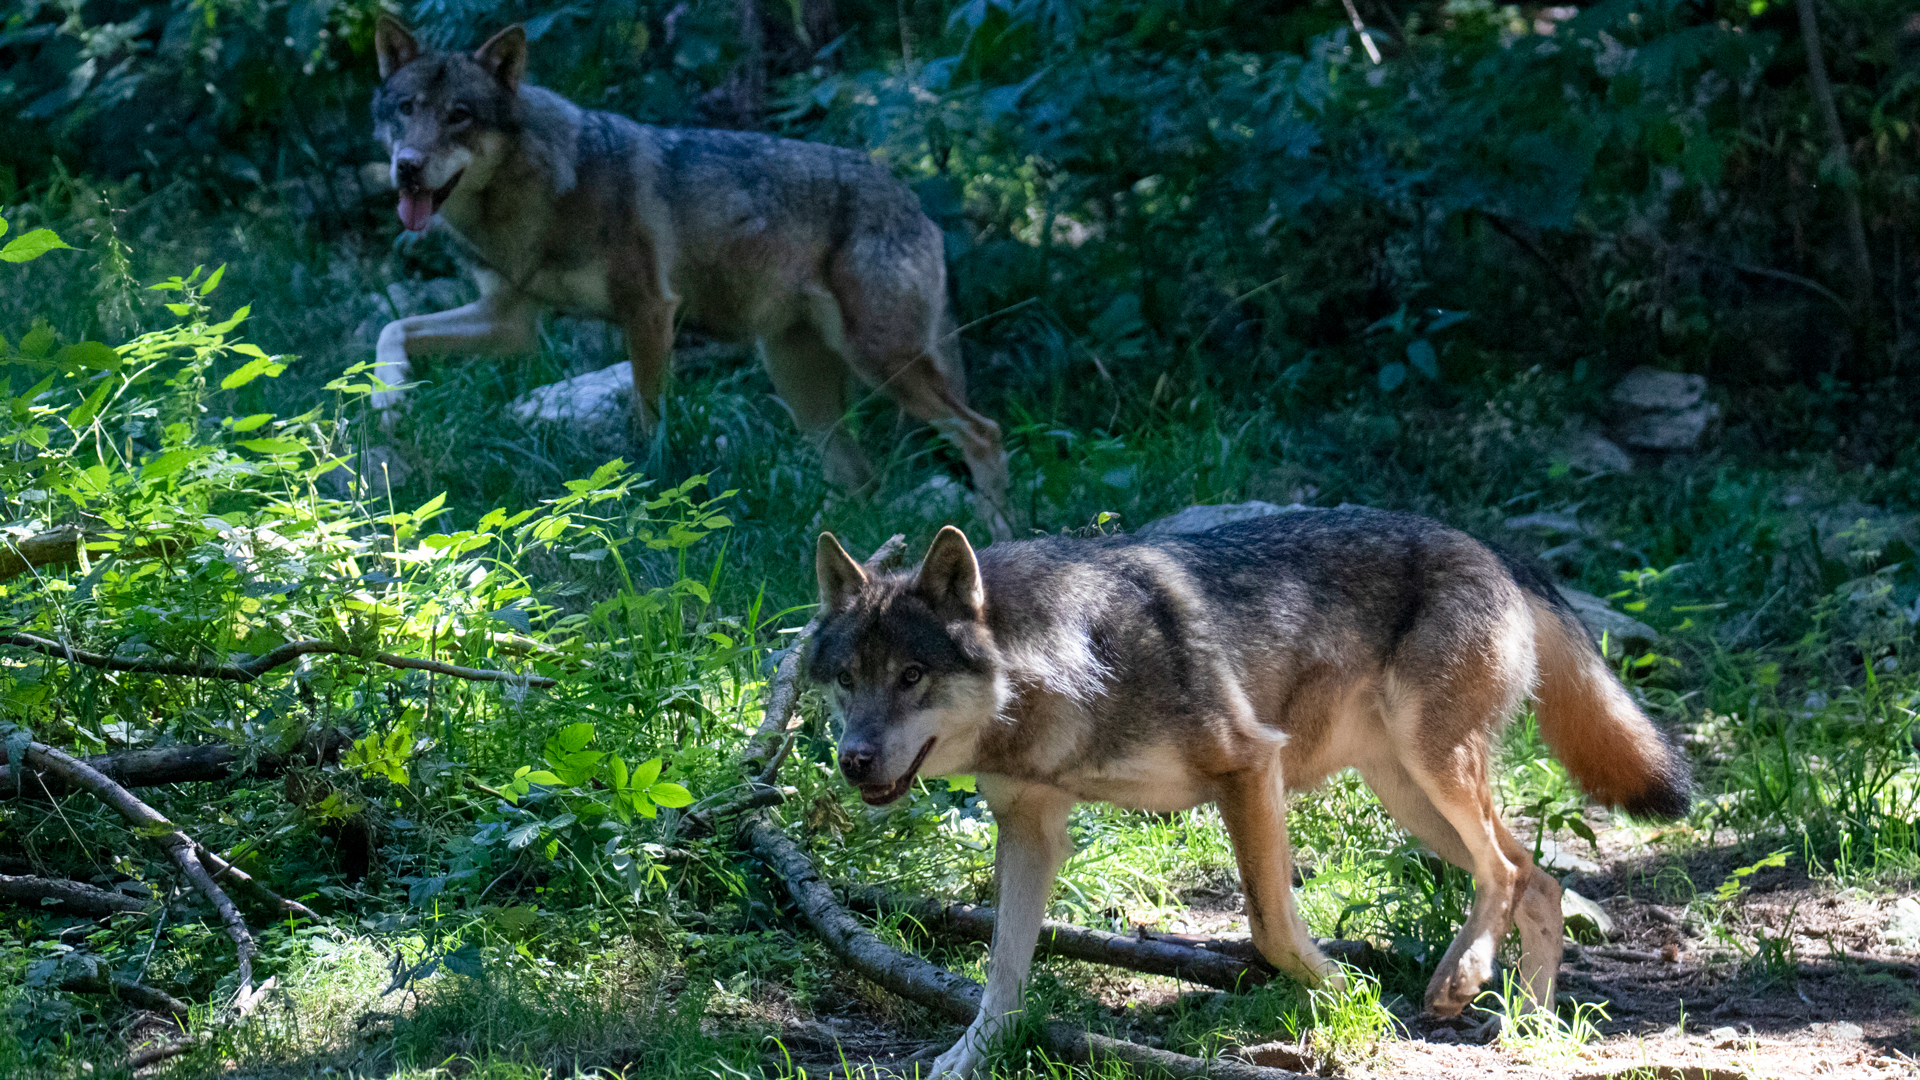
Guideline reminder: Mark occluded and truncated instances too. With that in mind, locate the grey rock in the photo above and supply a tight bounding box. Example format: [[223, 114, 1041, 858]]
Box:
[[1561, 888, 1615, 945], [1555, 586, 1659, 654], [513, 361, 633, 424], [1611, 367, 1720, 451], [889, 474, 968, 522], [1560, 429, 1634, 473], [1538, 838, 1602, 876], [1505, 511, 1588, 536], [1138, 500, 1305, 536], [1883, 895, 1920, 948]]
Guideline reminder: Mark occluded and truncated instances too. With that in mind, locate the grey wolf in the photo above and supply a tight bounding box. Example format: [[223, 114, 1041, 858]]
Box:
[[810, 509, 1689, 1077], [368, 19, 1010, 537]]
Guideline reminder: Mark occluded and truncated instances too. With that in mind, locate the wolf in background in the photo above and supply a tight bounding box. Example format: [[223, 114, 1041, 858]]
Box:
[[810, 509, 1690, 1077], [368, 19, 1011, 537]]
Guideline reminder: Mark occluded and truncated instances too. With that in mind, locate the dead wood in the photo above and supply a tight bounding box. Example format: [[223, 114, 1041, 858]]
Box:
[[58, 971, 192, 1017], [1, 630, 556, 687], [742, 813, 1310, 1079], [1, 742, 254, 799], [196, 844, 320, 921], [0, 527, 187, 583], [0, 873, 149, 916], [22, 741, 266, 1014]]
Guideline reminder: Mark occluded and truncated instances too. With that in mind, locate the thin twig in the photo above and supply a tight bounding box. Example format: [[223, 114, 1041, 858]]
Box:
[[58, 971, 192, 1017], [196, 844, 320, 921], [1, 631, 554, 687]]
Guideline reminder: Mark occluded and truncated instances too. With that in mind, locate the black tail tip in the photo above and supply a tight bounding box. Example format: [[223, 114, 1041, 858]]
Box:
[[1619, 763, 1692, 822]]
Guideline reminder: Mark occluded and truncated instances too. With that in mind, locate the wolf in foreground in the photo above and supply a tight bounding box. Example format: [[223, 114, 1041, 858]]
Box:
[[810, 510, 1690, 1077], [368, 19, 1011, 537]]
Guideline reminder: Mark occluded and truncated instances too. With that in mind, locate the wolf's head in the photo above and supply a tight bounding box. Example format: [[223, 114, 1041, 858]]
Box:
[[371, 18, 526, 233], [809, 527, 1006, 805]]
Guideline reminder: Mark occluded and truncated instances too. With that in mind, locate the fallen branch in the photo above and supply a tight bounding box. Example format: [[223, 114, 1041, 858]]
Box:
[[845, 888, 1268, 991], [742, 813, 1308, 1079], [23, 742, 264, 1014], [196, 844, 320, 922], [2, 743, 252, 799], [0, 527, 187, 583], [0, 873, 149, 916], [58, 971, 192, 1018], [1, 631, 555, 687]]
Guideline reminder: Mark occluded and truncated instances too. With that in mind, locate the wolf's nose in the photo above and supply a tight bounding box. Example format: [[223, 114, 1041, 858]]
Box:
[[393, 148, 426, 188], [839, 745, 876, 783]]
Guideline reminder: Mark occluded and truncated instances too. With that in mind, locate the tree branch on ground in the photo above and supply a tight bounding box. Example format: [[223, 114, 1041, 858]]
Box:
[[843, 888, 1389, 991], [22, 741, 266, 1015], [0, 527, 187, 583], [0, 873, 149, 916], [1, 631, 555, 687], [196, 843, 320, 921], [58, 971, 192, 1018]]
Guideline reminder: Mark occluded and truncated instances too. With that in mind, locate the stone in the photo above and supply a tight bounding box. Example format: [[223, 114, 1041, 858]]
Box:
[[1883, 895, 1920, 948], [1610, 367, 1720, 451], [1555, 586, 1659, 654], [888, 474, 968, 522], [512, 361, 634, 424], [1235, 1043, 1313, 1071], [1138, 500, 1305, 536], [1560, 429, 1634, 473], [1538, 838, 1602, 876], [1561, 887, 1615, 944], [1505, 511, 1588, 536]]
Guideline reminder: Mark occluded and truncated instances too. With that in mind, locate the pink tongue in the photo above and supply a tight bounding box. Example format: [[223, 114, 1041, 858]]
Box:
[[397, 192, 435, 232]]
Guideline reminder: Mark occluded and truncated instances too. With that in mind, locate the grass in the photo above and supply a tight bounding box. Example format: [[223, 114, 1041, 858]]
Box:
[[3, 196, 1919, 1077]]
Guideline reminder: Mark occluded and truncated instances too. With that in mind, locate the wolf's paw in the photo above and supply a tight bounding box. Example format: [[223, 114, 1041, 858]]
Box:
[[1423, 956, 1492, 1017], [923, 1039, 982, 1080]]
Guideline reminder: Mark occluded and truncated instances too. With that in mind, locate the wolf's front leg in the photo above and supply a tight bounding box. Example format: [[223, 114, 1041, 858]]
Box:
[[927, 779, 1075, 1079], [371, 292, 538, 413]]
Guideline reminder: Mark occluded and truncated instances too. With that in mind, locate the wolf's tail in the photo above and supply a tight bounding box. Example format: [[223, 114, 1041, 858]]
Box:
[[1513, 576, 1691, 820]]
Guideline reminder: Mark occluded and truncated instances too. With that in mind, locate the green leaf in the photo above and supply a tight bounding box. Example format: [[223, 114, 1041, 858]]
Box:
[[67, 379, 114, 429], [237, 438, 306, 455], [522, 770, 563, 786], [229, 413, 273, 433], [554, 722, 594, 754], [628, 757, 663, 790], [609, 754, 629, 791], [1406, 339, 1439, 380], [0, 229, 72, 263], [221, 355, 286, 389], [648, 781, 693, 809], [1377, 362, 1407, 392]]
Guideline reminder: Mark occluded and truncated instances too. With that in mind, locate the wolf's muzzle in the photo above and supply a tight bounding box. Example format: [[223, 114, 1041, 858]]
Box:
[[848, 737, 936, 806]]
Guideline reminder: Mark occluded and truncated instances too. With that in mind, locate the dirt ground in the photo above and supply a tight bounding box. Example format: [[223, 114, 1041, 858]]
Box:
[[766, 839, 1920, 1080]]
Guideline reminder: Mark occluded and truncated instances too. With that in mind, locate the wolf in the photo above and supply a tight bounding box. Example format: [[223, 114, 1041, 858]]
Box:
[[810, 509, 1690, 1077], [368, 19, 1010, 537]]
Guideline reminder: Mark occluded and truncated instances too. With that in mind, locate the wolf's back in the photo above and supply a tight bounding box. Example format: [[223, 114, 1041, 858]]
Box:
[[1512, 568, 1691, 820]]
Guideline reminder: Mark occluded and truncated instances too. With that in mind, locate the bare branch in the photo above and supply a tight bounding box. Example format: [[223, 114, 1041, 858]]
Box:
[[0, 873, 149, 916], [22, 742, 262, 1014], [0, 527, 187, 583], [2, 743, 253, 799], [196, 844, 320, 922], [58, 972, 192, 1018], [1, 631, 555, 687]]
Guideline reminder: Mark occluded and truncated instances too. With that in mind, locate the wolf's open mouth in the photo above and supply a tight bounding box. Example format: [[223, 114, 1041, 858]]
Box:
[[396, 170, 465, 232], [859, 738, 937, 806]]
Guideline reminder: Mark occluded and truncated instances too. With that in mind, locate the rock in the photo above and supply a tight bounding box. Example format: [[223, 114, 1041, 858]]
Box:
[[889, 474, 968, 522], [1561, 888, 1615, 944], [512, 361, 634, 424], [1138, 500, 1305, 536], [1505, 511, 1588, 536], [1883, 895, 1920, 948], [1560, 429, 1634, 473], [1708, 1025, 1740, 1048], [1555, 586, 1659, 654], [1610, 366, 1720, 451], [1538, 838, 1602, 876], [317, 445, 414, 501]]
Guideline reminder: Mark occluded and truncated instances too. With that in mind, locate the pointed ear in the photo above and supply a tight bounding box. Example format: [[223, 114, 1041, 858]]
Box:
[[375, 17, 420, 80], [914, 526, 984, 619], [474, 24, 528, 88], [816, 533, 868, 611]]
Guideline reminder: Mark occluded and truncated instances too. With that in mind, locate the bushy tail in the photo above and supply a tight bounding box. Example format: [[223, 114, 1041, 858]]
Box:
[[1524, 592, 1692, 820]]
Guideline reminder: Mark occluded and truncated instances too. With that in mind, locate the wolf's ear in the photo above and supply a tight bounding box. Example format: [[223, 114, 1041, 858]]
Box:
[[915, 526, 984, 620], [375, 17, 420, 80], [817, 533, 867, 611], [474, 24, 528, 88]]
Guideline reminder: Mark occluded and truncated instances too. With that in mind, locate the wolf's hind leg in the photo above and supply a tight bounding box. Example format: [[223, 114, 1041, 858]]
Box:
[[1360, 758, 1563, 1013], [1216, 765, 1342, 990], [760, 324, 872, 492]]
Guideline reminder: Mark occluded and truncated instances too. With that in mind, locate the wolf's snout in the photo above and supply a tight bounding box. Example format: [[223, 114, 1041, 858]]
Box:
[[838, 743, 878, 783], [393, 147, 427, 189]]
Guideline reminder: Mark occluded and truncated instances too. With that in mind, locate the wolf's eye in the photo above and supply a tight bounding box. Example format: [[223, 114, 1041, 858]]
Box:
[[836, 671, 854, 690], [446, 103, 472, 125], [397, 98, 415, 116], [900, 666, 923, 687]]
